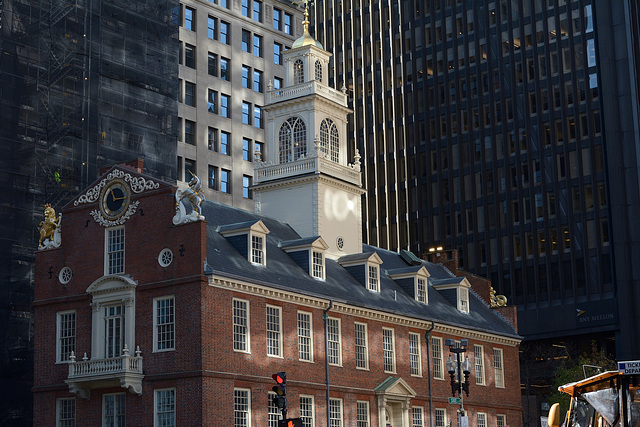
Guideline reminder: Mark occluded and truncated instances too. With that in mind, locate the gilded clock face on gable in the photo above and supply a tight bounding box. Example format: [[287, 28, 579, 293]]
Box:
[[100, 179, 131, 220]]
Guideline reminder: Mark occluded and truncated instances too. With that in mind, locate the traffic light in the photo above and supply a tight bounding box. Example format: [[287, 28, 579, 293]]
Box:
[[278, 418, 303, 427], [272, 372, 287, 412]]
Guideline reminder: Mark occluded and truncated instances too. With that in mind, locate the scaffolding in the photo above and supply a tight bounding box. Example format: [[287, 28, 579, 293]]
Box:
[[0, 0, 179, 422]]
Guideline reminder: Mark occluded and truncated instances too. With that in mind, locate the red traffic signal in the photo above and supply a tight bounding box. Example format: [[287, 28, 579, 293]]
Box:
[[272, 372, 286, 384]]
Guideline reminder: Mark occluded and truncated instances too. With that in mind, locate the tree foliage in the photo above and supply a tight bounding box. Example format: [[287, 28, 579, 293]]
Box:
[[547, 344, 617, 416]]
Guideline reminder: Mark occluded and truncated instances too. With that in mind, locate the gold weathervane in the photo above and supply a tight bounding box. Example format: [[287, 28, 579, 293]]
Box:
[[490, 286, 508, 308]]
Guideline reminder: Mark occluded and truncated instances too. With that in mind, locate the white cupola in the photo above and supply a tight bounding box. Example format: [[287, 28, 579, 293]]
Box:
[[253, 5, 364, 259]]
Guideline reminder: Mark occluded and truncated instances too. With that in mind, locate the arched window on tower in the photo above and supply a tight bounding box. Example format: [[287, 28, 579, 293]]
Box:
[[315, 60, 322, 83], [320, 118, 339, 163], [279, 117, 307, 163], [294, 59, 304, 84]]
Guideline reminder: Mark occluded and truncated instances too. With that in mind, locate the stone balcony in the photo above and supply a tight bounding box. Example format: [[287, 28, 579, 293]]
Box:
[[267, 80, 348, 107], [65, 345, 144, 399], [254, 151, 362, 187]]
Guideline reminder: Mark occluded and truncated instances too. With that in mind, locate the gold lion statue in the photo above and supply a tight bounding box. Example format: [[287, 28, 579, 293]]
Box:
[[39, 204, 61, 248]]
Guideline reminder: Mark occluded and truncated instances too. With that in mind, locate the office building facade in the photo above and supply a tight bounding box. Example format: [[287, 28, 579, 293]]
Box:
[[312, 0, 640, 359], [175, 0, 301, 211]]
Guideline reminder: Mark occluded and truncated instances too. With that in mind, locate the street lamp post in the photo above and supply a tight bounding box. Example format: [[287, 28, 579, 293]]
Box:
[[446, 339, 471, 427]]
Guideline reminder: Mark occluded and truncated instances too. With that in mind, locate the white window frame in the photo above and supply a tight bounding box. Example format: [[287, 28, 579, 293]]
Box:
[[153, 296, 175, 352], [103, 392, 126, 427], [432, 337, 444, 380], [233, 298, 250, 353], [297, 311, 313, 362], [266, 305, 282, 357], [367, 264, 379, 292], [251, 234, 265, 265], [356, 401, 370, 427], [412, 406, 424, 427], [56, 310, 76, 363], [434, 408, 447, 427], [268, 391, 281, 427], [382, 327, 396, 373], [416, 277, 427, 303], [354, 322, 369, 370], [477, 412, 487, 427], [474, 344, 485, 385], [154, 388, 176, 427], [105, 226, 125, 275], [458, 287, 469, 313], [497, 414, 507, 427], [409, 332, 422, 376], [300, 395, 315, 427], [327, 317, 342, 366], [56, 397, 75, 427], [234, 388, 251, 427], [311, 250, 324, 280], [329, 398, 343, 427], [494, 348, 505, 388], [86, 276, 137, 360]]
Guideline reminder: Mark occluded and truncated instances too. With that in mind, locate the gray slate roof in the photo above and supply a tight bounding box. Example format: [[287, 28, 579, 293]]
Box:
[[202, 200, 520, 340]]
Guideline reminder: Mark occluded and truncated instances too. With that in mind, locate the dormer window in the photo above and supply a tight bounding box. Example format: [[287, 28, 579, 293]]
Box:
[[416, 278, 427, 303], [294, 59, 304, 84], [219, 220, 270, 266], [459, 287, 469, 313], [387, 265, 430, 303], [367, 264, 379, 292], [251, 235, 264, 265], [312, 251, 324, 279], [281, 236, 328, 280]]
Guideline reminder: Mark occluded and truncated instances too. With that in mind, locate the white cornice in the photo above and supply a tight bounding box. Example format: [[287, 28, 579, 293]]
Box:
[[253, 174, 365, 196], [208, 275, 521, 347]]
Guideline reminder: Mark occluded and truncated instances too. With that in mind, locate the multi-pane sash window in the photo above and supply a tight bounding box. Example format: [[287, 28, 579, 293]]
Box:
[[233, 299, 249, 352], [234, 389, 250, 427], [57, 311, 76, 363], [184, 7, 194, 30], [298, 312, 312, 361], [354, 322, 368, 369], [329, 398, 342, 427], [220, 94, 230, 117], [154, 297, 175, 352], [242, 66, 250, 88], [273, 8, 281, 30], [300, 396, 314, 427], [253, 35, 262, 57], [208, 89, 217, 113], [242, 102, 251, 125], [241, 0, 249, 16], [103, 393, 125, 427], [254, 106, 262, 128], [494, 348, 505, 388], [208, 52, 217, 76], [207, 16, 216, 40], [57, 398, 75, 427], [409, 332, 422, 376], [367, 265, 379, 292], [435, 409, 447, 427], [220, 21, 229, 44], [184, 81, 195, 106], [412, 407, 424, 427], [243, 175, 252, 199], [253, 70, 263, 92], [220, 57, 230, 81], [497, 414, 506, 427], [184, 44, 195, 68], [312, 251, 324, 279], [266, 305, 282, 357], [155, 388, 176, 427], [356, 401, 369, 427], [208, 164, 217, 189], [253, 1, 262, 21], [284, 12, 292, 34], [268, 392, 280, 427], [242, 30, 250, 52], [474, 345, 485, 385], [221, 169, 230, 193], [104, 304, 124, 358], [107, 227, 125, 274], [383, 328, 395, 372], [251, 235, 264, 264], [221, 131, 230, 155], [327, 317, 341, 365], [432, 337, 444, 379], [274, 43, 283, 65], [243, 138, 251, 161], [477, 412, 487, 427], [416, 278, 427, 303]]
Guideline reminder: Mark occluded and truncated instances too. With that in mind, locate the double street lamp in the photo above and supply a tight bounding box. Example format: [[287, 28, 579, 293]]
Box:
[[445, 339, 471, 397]]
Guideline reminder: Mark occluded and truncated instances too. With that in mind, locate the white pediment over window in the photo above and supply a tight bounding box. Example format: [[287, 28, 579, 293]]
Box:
[[86, 274, 137, 296], [374, 376, 417, 398]]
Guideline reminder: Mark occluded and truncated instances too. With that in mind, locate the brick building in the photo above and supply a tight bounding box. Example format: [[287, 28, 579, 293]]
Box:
[[33, 15, 522, 427]]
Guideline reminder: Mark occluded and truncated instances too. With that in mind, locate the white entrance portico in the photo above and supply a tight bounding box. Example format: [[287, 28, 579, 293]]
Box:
[[374, 376, 417, 427]]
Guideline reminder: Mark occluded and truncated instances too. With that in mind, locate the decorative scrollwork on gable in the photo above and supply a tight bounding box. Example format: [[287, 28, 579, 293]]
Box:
[[90, 201, 140, 227], [74, 169, 160, 206]]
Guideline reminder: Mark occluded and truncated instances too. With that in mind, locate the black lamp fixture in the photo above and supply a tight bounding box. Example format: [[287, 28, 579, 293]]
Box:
[[445, 338, 471, 397]]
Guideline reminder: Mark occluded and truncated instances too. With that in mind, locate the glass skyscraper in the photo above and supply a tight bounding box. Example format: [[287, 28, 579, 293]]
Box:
[[312, 0, 640, 361]]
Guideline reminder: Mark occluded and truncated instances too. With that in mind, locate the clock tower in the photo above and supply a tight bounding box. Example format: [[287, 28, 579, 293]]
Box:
[[253, 6, 364, 259]]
